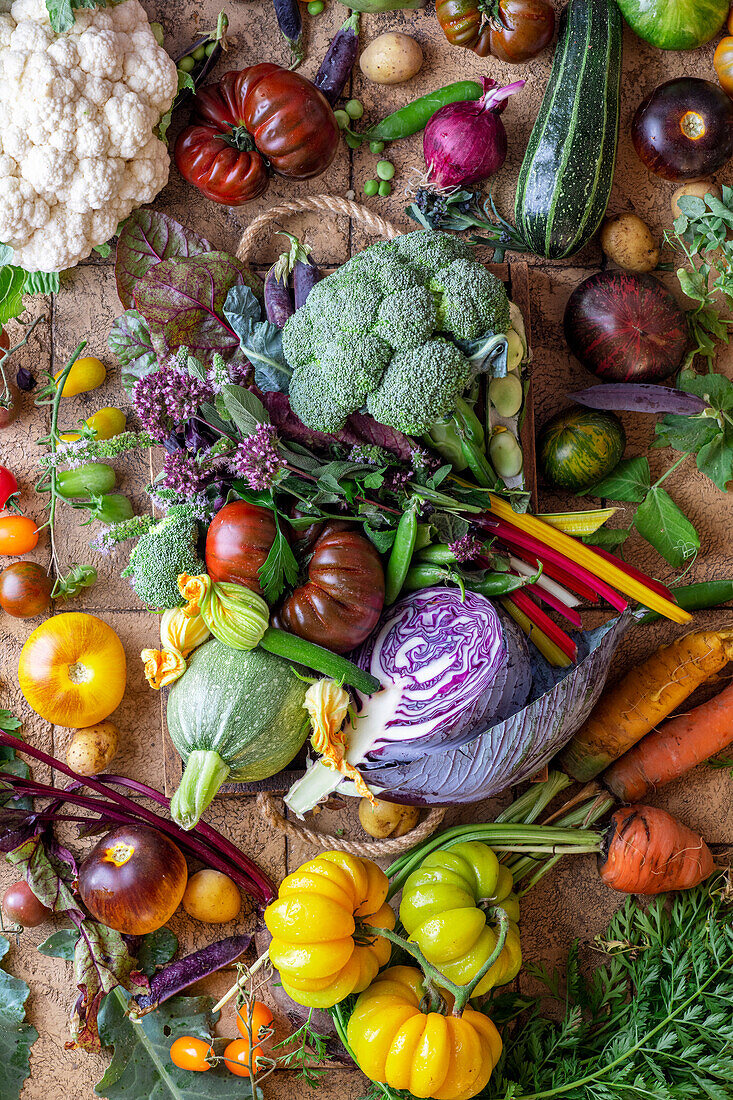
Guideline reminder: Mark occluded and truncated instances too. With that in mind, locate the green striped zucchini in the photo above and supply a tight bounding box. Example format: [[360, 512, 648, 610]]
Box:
[[515, 0, 622, 260]]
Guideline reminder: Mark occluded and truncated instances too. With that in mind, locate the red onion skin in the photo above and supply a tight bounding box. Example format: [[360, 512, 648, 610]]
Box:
[[424, 77, 524, 190]]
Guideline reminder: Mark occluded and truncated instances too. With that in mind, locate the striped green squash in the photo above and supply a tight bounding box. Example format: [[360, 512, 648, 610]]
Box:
[[616, 0, 727, 51], [538, 408, 626, 492], [515, 0, 622, 260]]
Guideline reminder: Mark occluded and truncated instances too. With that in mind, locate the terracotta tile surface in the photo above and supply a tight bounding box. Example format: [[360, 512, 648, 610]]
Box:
[[0, 0, 731, 1096]]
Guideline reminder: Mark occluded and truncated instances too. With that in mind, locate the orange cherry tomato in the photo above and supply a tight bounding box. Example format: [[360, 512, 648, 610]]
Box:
[[0, 516, 39, 556], [223, 1037, 267, 1078], [18, 612, 126, 727], [236, 1000, 274, 1045], [169, 1036, 214, 1072], [715, 36, 733, 98]]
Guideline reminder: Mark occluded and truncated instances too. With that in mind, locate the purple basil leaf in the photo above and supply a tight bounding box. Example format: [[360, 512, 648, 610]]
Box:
[[130, 935, 252, 1017], [15, 367, 36, 392], [570, 384, 708, 416], [134, 252, 263, 366], [260, 391, 417, 462], [115, 210, 213, 309]]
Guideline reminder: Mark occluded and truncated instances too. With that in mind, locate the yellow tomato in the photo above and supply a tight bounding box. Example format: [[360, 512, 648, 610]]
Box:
[[60, 407, 127, 443], [18, 612, 126, 727], [55, 356, 106, 397], [715, 36, 733, 98]]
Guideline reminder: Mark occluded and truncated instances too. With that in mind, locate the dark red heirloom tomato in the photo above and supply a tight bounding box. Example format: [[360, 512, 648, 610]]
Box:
[[175, 64, 339, 206], [275, 523, 385, 654], [0, 561, 52, 618], [632, 77, 733, 181], [206, 500, 277, 596], [564, 270, 688, 384]]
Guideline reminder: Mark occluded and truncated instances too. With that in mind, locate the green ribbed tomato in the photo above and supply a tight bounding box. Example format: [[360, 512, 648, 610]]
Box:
[[538, 408, 625, 492], [399, 841, 521, 996], [616, 0, 727, 50]]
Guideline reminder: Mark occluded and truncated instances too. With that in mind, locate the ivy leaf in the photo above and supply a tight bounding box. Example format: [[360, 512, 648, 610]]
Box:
[[96, 989, 237, 1100], [223, 285, 292, 394], [108, 310, 158, 393], [588, 457, 650, 503], [0, 936, 37, 1100], [258, 519, 299, 604], [634, 486, 700, 568]]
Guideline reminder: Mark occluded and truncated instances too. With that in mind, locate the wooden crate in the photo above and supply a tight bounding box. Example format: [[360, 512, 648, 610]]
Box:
[[162, 260, 537, 797]]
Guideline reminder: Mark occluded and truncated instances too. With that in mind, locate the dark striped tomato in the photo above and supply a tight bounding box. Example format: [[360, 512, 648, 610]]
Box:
[[538, 407, 626, 492], [563, 270, 688, 383], [205, 501, 277, 596]]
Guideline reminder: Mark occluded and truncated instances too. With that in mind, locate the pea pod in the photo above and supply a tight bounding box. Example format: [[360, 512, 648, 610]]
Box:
[[404, 562, 526, 598], [638, 580, 733, 624], [417, 543, 460, 566], [363, 80, 483, 143], [385, 500, 419, 605], [57, 463, 116, 499]]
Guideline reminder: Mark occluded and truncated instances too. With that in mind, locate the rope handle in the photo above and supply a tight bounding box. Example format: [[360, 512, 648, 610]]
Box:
[[236, 194, 401, 264], [257, 791, 446, 857]]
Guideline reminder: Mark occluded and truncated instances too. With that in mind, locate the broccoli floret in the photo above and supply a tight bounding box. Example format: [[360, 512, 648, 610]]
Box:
[[289, 336, 392, 433], [394, 230, 475, 278], [430, 259, 511, 341], [122, 505, 203, 610], [374, 286, 437, 350], [282, 307, 318, 369], [366, 338, 472, 435]]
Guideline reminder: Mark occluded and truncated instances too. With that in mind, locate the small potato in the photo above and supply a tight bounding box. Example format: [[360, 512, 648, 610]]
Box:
[[600, 213, 659, 273], [359, 796, 420, 838], [359, 33, 423, 86], [182, 869, 241, 923], [671, 180, 721, 219], [66, 721, 119, 776]]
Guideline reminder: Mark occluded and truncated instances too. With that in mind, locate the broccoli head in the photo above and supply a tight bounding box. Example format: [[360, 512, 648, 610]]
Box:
[[430, 260, 511, 341], [122, 505, 203, 611], [366, 338, 472, 435], [280, 230, 510, 436]]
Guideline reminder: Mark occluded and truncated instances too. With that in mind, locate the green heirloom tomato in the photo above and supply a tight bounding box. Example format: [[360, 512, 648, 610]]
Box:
[[616, 0, 727, 51], [399, 840, 521, 996]]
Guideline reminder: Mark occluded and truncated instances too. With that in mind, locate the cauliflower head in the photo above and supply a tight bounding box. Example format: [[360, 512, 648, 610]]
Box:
[[0, 0, 178, 272], [281, 230, 511, 436]]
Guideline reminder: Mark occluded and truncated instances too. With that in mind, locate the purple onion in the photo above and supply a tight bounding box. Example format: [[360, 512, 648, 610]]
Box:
[[570, 383, 708, 416], [424, 78, 525, 190]]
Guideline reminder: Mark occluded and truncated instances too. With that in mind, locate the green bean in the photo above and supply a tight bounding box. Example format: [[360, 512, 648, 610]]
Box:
[[638, 579, 733, 623], [385, 501, 419, 604], [466, 573, 528, 597], [363, 80, 483, 144], [454, 396, 484, 447], [460, 438, 498, 487]]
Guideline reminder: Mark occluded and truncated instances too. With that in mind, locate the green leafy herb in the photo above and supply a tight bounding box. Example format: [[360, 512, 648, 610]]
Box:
[[0, 937, 37, 1100], [271, 1008, 331, 1087], [222, 384, 269, 439], [258, 514, 300, 603], [484, 880, 733, 1100]]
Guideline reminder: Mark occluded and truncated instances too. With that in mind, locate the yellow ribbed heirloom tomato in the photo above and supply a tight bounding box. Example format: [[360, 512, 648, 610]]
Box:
[[264, 850, 395, 1008], [347, 965, 502, 1100], [18, 612, 127, 727], [399, 841, 521, 995]]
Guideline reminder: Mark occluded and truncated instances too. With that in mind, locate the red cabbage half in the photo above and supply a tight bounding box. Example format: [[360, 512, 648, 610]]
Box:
[[285, 587, 532, 816]]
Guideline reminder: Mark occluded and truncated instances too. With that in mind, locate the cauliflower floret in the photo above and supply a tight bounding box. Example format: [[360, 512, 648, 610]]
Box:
[[0, 0, 178, 271]]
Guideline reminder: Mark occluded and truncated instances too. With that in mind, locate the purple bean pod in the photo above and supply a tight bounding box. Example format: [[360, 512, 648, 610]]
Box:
[[569, 383, 708, 416], [130, 935, 252, 1017], [314, 12, 361, 107]]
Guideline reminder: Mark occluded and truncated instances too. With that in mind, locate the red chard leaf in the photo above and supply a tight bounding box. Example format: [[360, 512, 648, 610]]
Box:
[[115, 210, 213, 309]]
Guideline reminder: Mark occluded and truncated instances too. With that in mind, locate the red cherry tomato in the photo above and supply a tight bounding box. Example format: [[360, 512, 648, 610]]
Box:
[[0, 465, 19, 511], [0, 516, 38, 555], [236, 1000, 274, 1045], [169, 1036, 214, 1072], [2, 881, 51, 927], [223, 1037, 267, 1078]]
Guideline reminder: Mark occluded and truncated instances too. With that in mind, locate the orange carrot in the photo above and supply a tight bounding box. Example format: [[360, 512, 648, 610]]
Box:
[[604, 678, 733, 803], [598, 805, 714, 895], [559, 629, 733, 782]]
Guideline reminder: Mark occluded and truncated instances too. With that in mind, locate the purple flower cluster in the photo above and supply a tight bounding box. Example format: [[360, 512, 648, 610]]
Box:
[[133, 364, 214, 443], [159, 451, 212, 501], [229, 424, 284, 490], [449, 533, 483, 563]]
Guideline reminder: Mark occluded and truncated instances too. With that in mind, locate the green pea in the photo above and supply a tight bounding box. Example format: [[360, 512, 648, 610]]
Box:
[[179, 55, 196, 73], [385, 503, 419, 605], [192, 44, 207, 61], [364, 179, 379, 197], [378, 180, 392, 197], [376, 160, 395, 181], [345, 132, 363, 149], [345, 99, 364, 120], [334, 109, 350, 130], [308, 0, 325, 12], [205, 41, 217, 56], [369, 140, 386, 155]]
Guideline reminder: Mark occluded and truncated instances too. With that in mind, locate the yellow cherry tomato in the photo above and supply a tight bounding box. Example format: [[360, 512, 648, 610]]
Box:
[[60, 406, 127, 443], [347, 966, 503, 1100], [55, 356, 106, 397]]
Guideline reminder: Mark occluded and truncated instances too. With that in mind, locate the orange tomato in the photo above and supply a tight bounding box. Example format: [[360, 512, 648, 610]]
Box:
[[223, 1038, 266, 1078], [169, 1036, 214, 1072], [0, 516, 39, 556], [715, 36, 733, 97], [18, 612, 126, 727], [236, 1001, 274, 1046]]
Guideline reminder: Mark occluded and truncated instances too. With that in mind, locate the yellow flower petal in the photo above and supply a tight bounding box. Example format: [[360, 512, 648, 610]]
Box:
[[141, 647, 187, 690]]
